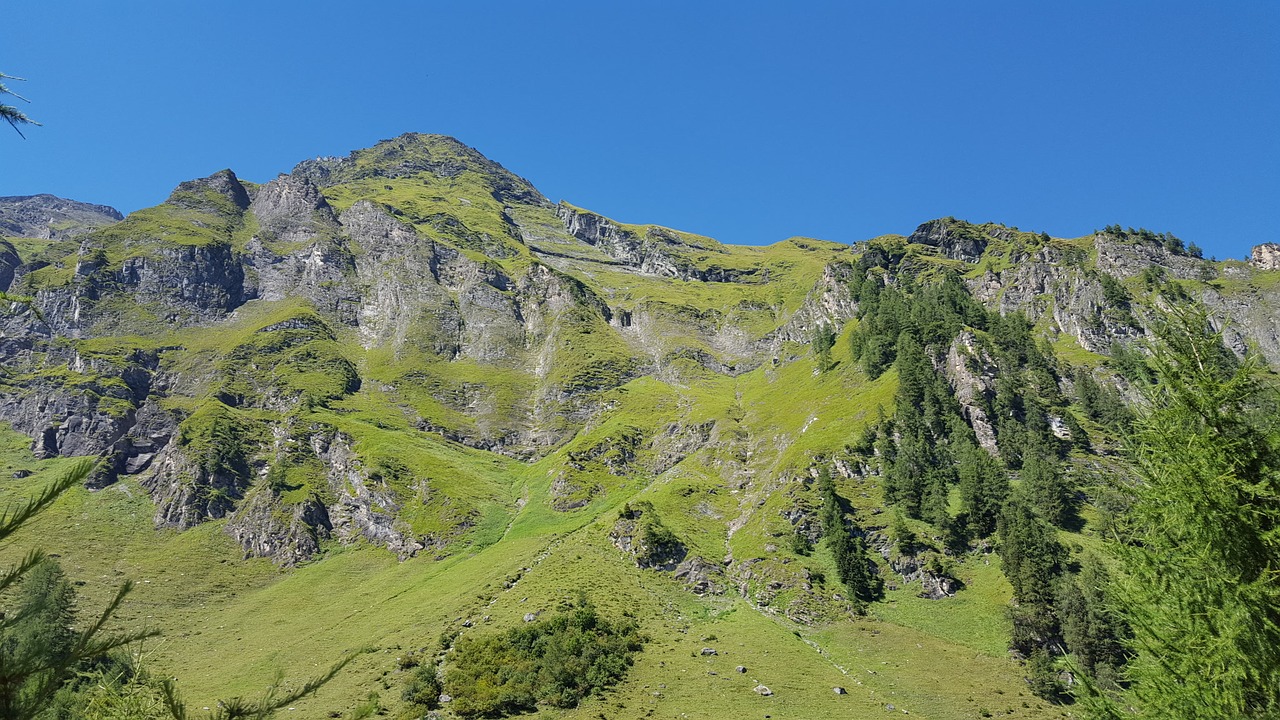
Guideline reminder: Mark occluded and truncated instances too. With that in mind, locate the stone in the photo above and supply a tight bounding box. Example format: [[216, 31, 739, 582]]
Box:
[[1250, 243, 1280, 271], [754, 685, 773, 696], [523, 613, 537, 622], [701, 647, 717, 656], [735, 665, 747, 673], [833, 686, 847, 695]]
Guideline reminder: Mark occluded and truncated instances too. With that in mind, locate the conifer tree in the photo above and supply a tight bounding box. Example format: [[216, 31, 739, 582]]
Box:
[[0, 73, 39, 138], [956, 440, 1007, 539], [0, 460, 154, 719], [1079, 305, 1280, 719]]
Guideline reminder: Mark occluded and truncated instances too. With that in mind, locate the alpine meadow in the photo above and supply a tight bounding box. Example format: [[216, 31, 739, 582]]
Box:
[[1, 132, 1278, 720]]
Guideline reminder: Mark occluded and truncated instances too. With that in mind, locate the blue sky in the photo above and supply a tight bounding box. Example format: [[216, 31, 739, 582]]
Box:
[[2, 2, 1277, 259]]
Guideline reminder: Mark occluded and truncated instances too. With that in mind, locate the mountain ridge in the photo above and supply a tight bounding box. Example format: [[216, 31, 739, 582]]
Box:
[[1, 132, 1278, 718]]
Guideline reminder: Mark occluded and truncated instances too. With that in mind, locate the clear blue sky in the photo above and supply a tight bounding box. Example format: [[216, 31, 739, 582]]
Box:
[[3, 2, 1277, 259]]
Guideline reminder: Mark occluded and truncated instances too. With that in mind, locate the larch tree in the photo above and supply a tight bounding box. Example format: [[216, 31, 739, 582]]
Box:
[[1080, 304, 1280, 719]]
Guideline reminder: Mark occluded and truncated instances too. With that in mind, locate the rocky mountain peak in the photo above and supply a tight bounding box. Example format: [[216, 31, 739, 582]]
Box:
[[0, 193, 123, 239], [167, 169, 251, 213], [291, 132, 547, 206]]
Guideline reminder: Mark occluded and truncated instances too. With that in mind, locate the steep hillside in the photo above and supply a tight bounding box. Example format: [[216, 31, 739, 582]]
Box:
[[1, 133, 1276, 719]]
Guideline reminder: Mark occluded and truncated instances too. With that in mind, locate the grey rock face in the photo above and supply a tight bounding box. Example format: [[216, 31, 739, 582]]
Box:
[[341, 201, 463, 352], [249, 174, 335, 232], [1094, 236, 1205, 281], [907, 218, 989, 263], [558, 204, 751, 282], [311, 431, 425, 559], [969, 245, 1143, 354], [118, 242, 250, 320], [226, 488, 331, 567], [144, 444, 251, 530], [1250, 243, 1280, 271], [0, 342, 163, 487], [675, 556, 724, 595], [0, 194, 122, 239], [0, 240, 20, 292], [943, 332, 999, 455], [241, 174, 356, 316]]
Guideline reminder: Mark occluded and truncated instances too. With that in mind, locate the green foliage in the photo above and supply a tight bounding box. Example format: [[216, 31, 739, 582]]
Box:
[[956, 441, 1008, 539], [618, 502, 683, 567], [812, 321, 836, 373], [1057, 560, 1128, 690], [401, 664, 441, 710], [1072, 367, 1134, 431], [1102, 225, 1188, 256], [443, 601, 644, 717], [1025, 648, 1065, 702], [889, 509, 919, 555], [0, 558, 77, 714], [45, 651, 169, 720], [157, 648, 366, 720], [997, 497, 1067, 681], [1078, 305, 1280, 719], [0, 460, 155, 719], [883, 331, 965, 521], [1019, 441, 1075, 527], [1098, 272, 1130, 310], [1107, 341, 1151, 385], [818, 466, 883, 609]]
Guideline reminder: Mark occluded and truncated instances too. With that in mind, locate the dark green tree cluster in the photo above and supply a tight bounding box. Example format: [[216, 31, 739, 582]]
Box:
[[1072, 367, 1133, 433], [882, 330, 968, 527], [848, 271, 989, 381], [444, 601, 644, 718], [812, 322, 836, 373], [955, 440, 1008, 539], [996, 499, 1127, 701], [982, 314, 1082, 525], [848, 269, 1076, 542], [817, 466, 883, 610], [401, 662, 443, 713]]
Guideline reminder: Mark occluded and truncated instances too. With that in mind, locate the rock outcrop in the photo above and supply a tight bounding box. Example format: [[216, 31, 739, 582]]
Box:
[[1250, 243, 1280, 271]]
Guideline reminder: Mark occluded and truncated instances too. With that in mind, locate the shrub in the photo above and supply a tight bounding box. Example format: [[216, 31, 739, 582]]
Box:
[[444, 601, 644, 718]]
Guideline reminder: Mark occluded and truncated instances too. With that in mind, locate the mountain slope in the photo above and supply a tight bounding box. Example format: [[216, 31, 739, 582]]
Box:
[[1, 133, 1277, 719]]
